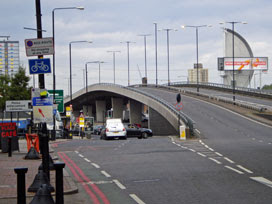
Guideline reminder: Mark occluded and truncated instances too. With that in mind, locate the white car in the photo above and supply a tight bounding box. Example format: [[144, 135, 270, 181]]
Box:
[[101, 118, 127, 140]]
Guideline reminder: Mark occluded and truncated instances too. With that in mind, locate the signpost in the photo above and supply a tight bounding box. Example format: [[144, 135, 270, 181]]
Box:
[[29, 58, 51, 75], [6, 100, 32, 112], [48, 90, 64, 113], [175, 93, 186, 140], [25, 37, 54, 57]]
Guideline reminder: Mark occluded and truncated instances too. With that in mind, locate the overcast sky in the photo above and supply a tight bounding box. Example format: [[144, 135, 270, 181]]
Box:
[[1, 0, 272, 95]]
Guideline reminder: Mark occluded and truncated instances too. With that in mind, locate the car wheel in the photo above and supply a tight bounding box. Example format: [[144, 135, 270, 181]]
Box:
[[137, 136, 142, 139], [142, 132, 148, 139]]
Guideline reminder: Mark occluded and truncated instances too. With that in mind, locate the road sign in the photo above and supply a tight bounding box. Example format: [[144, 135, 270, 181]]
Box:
[[175, 102, 183, 111], [6, 100, 32, 112], [48, 90, 64, 113], [29, 58, 51, 74], [25, 37, 54, 56], [79, 113, 84, 128], [66, 106, 71, 117], [32, 96, 53, 123]]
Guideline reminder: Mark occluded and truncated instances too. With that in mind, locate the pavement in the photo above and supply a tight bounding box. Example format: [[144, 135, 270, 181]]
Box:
[[0, 138, 78, 204]]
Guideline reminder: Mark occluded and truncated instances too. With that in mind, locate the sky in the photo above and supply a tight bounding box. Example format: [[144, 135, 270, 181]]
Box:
[[1, 0, 272, 96]]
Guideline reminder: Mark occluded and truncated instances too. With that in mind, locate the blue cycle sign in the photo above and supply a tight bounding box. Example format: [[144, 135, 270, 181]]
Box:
[[29, 58, 51, 74]]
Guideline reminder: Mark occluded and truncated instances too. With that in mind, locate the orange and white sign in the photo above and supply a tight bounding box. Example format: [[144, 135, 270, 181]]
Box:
[[224, 57, 268, 71]]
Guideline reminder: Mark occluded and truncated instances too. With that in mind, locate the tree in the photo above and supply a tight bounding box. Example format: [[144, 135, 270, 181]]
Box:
[[262, 84, 272, 90], [0, 74, 10, 111], [0, 67, 31, 111]]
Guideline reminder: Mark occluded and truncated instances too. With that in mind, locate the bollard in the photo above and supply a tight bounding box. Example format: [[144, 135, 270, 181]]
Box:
[[8, 136, 12, 157], [14, 167, 28, 204], [40, 122, 50, 181], [54, 162, 66, 204], [28, 170, 54, 193], [29, 184, 55, 204]]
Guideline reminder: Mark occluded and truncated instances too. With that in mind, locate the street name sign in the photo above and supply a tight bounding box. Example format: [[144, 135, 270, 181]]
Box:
[[6, 100, 32, 112], [29, 58, 51, 74], [25, 37, 54, 56]]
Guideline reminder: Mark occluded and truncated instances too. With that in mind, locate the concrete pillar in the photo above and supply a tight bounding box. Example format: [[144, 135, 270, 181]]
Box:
[[96, 100, 106, 123], [129, 100, 142, 124], [83, 105, 88, 116], [148, 107, 177, 136], [111, 98, 123, 119], [87, 106, 93, 117]]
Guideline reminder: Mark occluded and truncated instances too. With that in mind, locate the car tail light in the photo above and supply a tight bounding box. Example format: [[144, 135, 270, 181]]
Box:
[[106, 128, 109, 132], [123, 128, 125, 131]]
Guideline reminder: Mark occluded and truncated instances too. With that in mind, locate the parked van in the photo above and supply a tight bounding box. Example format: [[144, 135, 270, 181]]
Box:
[[101, 118, 127, 140]]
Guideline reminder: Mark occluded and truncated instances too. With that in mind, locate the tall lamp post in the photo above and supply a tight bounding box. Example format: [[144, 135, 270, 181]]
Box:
[[219, 21, 247, 103], [86, 61, 105, 85], [154, 23, 158, 86], [69, 41, 91, 130], [121, 41, 135, 86], [52, 6, 84, 140], [107, 51, 121, 84], [160, 29, 177, 86], [181, 25, 211, 93], [138, 34, 151, 79]]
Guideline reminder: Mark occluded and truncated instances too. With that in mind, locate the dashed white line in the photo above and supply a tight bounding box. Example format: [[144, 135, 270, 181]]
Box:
[[197, 152, 207, 157], [196, 129, 201, 134], [215, 152, 223, 157], [250, 177, 272, 188], [91, 163, 100, 169], [84, 158, 91, 162], [189, 148, 196, 152], [259, 140, 263, 143], [225, 165, 244, 174], [224, 157, 235, 164], [236, 165, 253, 174], [113, 179, 126, 189], [78, 154, 84, 158], [101, 170, 111, 178], [268, 143, 272, 145], [209, 157, 222, 164], [74, 151, 79, 154], [204, 145, 209, 148], [208, 148, 214, 151], [130, 194, 145, 204]]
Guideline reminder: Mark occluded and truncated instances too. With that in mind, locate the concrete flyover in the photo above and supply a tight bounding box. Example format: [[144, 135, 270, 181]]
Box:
[[63, 83, 195, 136]]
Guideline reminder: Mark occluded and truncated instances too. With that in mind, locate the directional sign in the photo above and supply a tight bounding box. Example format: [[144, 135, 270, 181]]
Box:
[[6, 100, 32, 112], [25, 37, 54, 56], [48, 90, 64, 113], [32, 96, 53, 123], [29, 58, 51, 74]]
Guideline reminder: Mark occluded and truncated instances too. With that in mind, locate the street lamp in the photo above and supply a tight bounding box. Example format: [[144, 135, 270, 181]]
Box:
[[160, 28, 177, 86], [219, 21, 247, 103], [69, 40, 92, 130], [107, 51, 121, 84], [181, 24, 212, 92], [138, 34, 151, 79], [52, 6, 84, 139], [154, 23, 158, 86], [86, 61, 105, 86], [121, 41, 135, 86]]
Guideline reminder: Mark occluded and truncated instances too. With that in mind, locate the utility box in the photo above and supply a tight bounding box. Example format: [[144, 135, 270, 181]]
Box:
[[179, 125, 186, 140]]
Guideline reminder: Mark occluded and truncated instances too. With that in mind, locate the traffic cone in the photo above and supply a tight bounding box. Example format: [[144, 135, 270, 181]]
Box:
[[25, 147, 40, 160], [28, 170, 54, 193], [29, 184, 55, 204], [39, 154, 55, 170]]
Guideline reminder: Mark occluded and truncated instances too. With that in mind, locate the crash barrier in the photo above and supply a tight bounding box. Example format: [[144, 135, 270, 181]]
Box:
[[26, 133, 40, 153]]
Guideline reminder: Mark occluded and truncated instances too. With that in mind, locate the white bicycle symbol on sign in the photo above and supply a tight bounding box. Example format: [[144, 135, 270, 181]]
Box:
[[31, 61, 49, 72]]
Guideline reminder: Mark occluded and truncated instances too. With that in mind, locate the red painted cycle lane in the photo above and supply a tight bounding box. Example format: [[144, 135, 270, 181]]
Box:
[[58, 152, 110, 204]]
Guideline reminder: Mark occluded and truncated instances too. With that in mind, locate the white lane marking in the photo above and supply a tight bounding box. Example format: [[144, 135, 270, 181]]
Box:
[[197, 152, 207, 157], [176, 144, 181, 147], [204, 145, 209, 148], [130, 194, 146, 204], [199, 139, 202, 143], [259, 140, 263, 143], [74, 151, 79, 154], [224, 157, 235, 164], [91, 163, 100, 169], [225, 165, 244, 174], [84, 158, 91, 162], [252, 138, 256, 140], [268, 143, 272, 145], [215, 152, 223, 157], [250, 177, 272, 188], [196, 129, 201, 134], [78, 154, 84, 158], [184, 94, 272, 129], [208, 148, 214, 151], [189, 148, 196, 152], [113, 179, 126, 189], [209, 157, 222, 164], [236, 165, 253, 174], [101, 170, 111, 178]]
